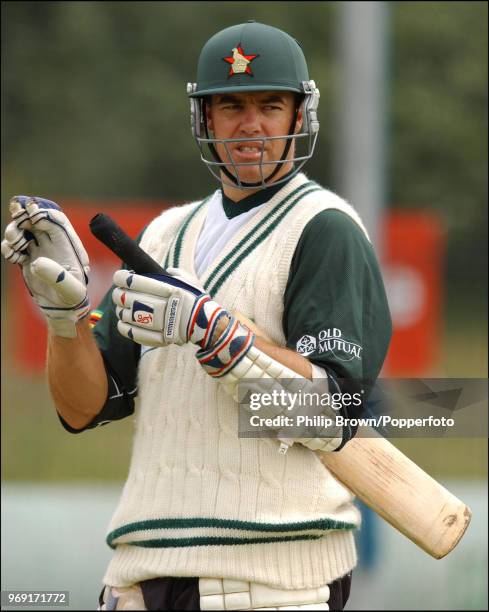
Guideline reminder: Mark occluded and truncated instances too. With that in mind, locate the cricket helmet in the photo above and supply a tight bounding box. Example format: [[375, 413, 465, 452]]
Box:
[[187, 21, 320, 190]]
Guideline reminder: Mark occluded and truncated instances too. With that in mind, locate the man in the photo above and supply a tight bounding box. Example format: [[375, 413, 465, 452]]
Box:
[[2, 21, 391, 611]]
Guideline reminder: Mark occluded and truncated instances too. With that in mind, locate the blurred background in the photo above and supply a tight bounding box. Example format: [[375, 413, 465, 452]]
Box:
[[1, 1, 487, 610]]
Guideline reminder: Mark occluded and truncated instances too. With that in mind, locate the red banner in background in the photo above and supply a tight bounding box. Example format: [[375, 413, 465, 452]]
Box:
[[382, 210, 445, 376], [6, 205, 444, 376]]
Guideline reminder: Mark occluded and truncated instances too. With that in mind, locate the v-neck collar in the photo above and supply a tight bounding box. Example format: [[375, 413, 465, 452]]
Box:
[[220, 170, 296, 219], [166, 173, 321, 296]]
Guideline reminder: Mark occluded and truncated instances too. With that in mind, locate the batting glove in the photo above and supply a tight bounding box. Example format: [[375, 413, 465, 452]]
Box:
[[113, 267, 231, 348], [113, 267, 255, 374], [1, 196, 90, 338]]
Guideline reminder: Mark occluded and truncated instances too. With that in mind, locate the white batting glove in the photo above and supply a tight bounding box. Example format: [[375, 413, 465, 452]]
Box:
[[1, 195, 90, 338], [113, 267, 255, 375], [112, 267, 231, 348]]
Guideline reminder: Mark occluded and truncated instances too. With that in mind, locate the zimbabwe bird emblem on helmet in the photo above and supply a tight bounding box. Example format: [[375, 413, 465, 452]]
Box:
[[223, 45, 259, 76]]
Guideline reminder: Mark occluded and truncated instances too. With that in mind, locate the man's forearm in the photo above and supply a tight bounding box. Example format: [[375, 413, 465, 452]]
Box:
[[212, 314, 313, 379], [47, 317, 108, 430], [252, 336, 312, 379]]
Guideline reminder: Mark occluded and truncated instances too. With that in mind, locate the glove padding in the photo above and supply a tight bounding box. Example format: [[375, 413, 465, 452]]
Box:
[[112, 267, 230, 349], [1, 196, 90, 338]]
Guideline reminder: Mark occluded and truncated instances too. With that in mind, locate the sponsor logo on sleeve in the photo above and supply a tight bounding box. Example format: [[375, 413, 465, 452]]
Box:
[[296, 328, 363, 361], [296, 334, 317, 357]]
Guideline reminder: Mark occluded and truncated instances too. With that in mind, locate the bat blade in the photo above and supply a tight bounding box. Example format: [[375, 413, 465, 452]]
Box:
[[318, 432, 472, 559], [233, 312, 472, 559]]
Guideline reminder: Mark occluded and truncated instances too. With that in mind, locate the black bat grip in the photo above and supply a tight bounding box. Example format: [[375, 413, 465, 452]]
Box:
[[89, 213, 165, 275]]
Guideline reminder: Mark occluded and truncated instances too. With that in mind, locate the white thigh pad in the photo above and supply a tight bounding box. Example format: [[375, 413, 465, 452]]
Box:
[[199, 578, 330, 610]]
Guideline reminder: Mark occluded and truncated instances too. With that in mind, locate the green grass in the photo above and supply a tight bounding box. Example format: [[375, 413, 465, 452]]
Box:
[[1, 374, 134, 481], [440, 282, 488, 377], [391, 438, 487, 480]]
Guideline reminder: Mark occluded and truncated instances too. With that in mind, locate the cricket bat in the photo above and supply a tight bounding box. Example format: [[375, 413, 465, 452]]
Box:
[[89, 213, 472, 560], [232, 319, 472, 561]]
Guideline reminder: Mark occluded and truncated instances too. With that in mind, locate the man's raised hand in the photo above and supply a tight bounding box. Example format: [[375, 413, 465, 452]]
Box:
[[1, 196, 90, 338]]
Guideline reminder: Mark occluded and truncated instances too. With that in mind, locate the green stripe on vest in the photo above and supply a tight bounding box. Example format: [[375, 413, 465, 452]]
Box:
[[162, 198, 210, 269], [169, 198, 211, 268], [111, 534, 322, 549], [106, 514, 356, 548]]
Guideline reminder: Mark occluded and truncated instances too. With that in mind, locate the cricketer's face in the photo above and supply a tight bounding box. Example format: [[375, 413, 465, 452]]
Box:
[[206, 91, 302, 186]]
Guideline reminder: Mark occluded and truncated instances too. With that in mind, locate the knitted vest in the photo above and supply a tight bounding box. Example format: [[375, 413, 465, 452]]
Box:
[[103, 173, 369, 590]]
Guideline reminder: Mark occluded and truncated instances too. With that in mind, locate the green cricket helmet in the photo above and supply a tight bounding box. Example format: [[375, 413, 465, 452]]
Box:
[[187, 21, 320, 190]]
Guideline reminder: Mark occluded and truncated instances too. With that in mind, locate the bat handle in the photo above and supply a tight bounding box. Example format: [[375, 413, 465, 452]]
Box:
[[89, 213, 166, 275]]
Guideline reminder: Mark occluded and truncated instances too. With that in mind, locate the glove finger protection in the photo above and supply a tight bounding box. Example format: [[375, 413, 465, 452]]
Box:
[[31, 257, 88, 304], [116, 320, 168, 347], [17, 197, 89, 274], [1, 195, 91, 338], [113, 287, 167, 331], [1, 221, 33, 264]]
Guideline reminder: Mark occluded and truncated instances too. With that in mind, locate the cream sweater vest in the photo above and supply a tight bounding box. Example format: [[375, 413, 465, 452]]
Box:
[[103, 173, 369, 590]]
